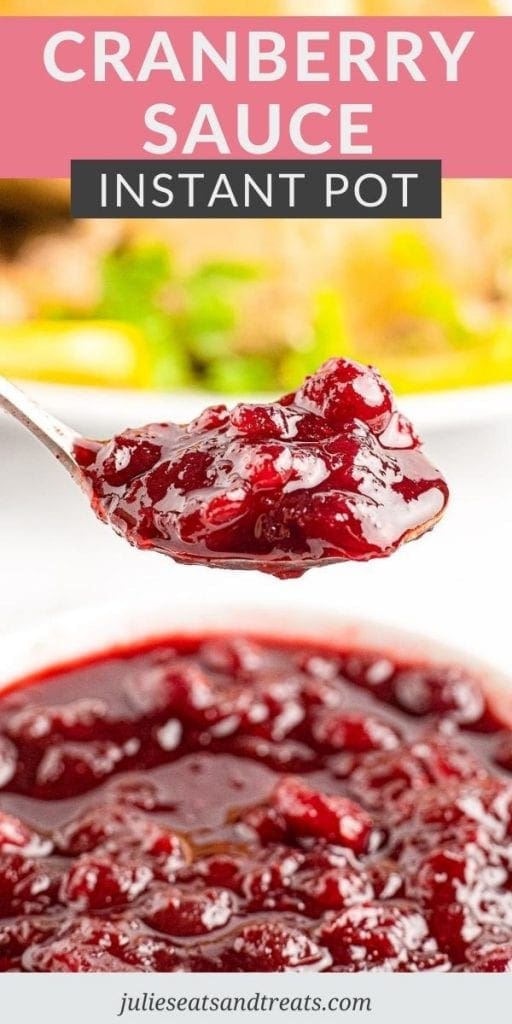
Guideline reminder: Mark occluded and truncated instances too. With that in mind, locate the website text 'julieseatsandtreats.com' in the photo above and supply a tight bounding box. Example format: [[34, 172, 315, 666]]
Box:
[[115, 989, 372, 1015], [0, 6, 511, 1024]]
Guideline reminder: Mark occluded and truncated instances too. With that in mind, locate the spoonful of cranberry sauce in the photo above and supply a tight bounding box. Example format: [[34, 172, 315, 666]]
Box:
[[1, 358, 448, 578]]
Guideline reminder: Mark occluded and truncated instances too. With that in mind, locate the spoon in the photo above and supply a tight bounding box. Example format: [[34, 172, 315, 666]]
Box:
[[0, 370, 449, 579], [0, 375, 82, 485], [0, 376, 304, 574]]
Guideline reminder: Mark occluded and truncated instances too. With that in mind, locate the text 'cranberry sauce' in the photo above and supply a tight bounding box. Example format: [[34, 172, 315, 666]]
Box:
[[1, 633, 512, 973], [75, 358, 448, 577]]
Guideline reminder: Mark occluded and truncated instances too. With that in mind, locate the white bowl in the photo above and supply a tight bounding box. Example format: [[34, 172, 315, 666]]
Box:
[[1, 600, 511, 729]]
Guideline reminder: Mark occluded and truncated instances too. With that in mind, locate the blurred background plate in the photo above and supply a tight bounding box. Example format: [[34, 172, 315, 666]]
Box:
[[2, 181, 512, 404], [17, 378, 512, 440]]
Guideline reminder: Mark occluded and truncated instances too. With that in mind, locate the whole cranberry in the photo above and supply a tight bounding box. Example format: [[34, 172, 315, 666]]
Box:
[[272, 776, 372, 852], [287, 358, 394, 434]]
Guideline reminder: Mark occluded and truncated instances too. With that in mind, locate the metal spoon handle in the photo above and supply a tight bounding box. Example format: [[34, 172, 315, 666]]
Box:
[[0, 375, 82, 483]]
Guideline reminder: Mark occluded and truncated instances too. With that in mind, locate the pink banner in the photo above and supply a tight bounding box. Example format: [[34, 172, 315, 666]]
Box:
[[0, 16, 509, 178]]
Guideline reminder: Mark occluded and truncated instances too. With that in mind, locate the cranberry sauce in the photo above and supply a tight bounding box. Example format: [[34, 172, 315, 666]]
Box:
[[0, 633, 511, 973], [75, 359, 448, 578]]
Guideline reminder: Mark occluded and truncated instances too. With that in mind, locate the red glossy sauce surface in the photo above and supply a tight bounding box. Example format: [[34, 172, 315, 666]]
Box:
[[1, 634, 512, 973], [75, 358, 448, 577]]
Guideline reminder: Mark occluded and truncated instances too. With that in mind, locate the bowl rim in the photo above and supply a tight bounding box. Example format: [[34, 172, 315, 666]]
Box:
[[1, 599, 511, 728]]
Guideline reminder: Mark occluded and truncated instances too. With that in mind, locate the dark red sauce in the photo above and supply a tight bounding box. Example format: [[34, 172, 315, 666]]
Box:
[[75, 358, 448, 577], [1, 633, 511, 973]]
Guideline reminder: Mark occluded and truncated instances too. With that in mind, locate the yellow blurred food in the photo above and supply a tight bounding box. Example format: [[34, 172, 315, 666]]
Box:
[[0, 322, 152, 389]]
